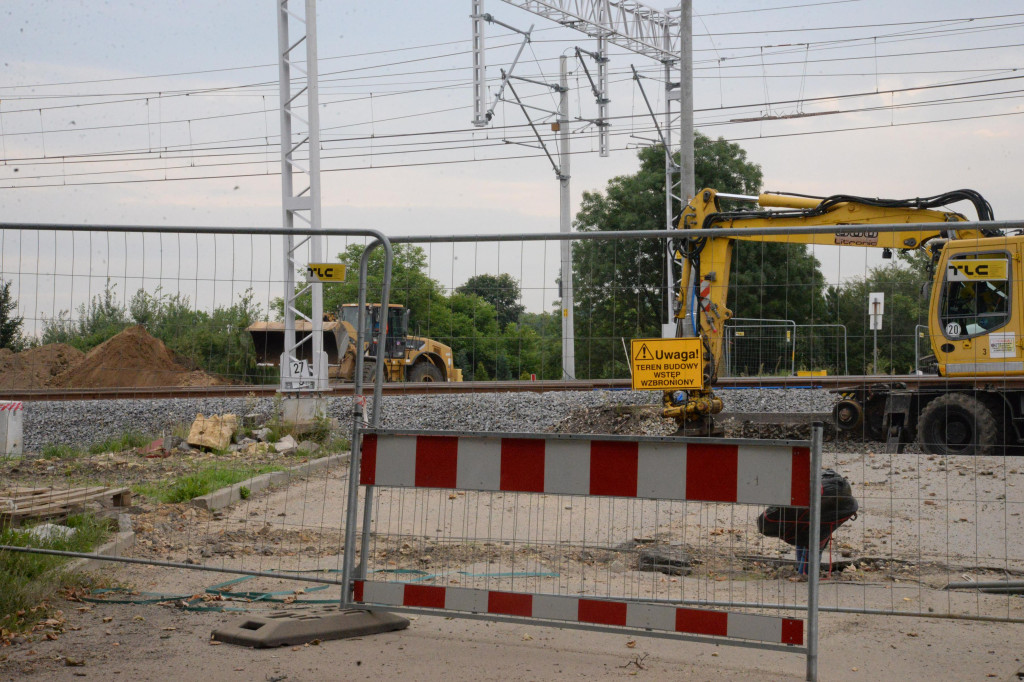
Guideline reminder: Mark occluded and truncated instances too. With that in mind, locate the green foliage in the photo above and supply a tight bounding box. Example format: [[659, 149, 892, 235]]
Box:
[[457, 273, 526, 329], [0, 514, 109, 633], [0, 279, 25, 351], [40, 281, 263, 381], [571, 136, 826, 378], [239, 486, 251, 500], [41, 279, 129, 350], [87, 430, 151, 455], [41, 443, 85, 460], [306, 407, 333, 445], [824, 258, 932, 374], [280, 243, 561, 381], [134, 464, 282, 503]]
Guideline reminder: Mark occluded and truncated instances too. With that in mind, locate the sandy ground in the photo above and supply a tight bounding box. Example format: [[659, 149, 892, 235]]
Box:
[[2, 451, 1023, 681]]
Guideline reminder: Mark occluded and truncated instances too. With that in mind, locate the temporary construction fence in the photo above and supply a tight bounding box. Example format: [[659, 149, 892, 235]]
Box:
[[3, 221, 1024, 679], [721, 320, 848, 378], [343, 427, 824, 677], [722, 318, 796, 377]]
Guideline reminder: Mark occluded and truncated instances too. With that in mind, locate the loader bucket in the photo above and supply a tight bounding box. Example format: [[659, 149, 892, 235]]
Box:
[[247, 321, 345, 366]]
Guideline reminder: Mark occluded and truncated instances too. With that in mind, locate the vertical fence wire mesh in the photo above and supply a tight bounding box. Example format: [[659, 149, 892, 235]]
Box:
[[1, 224, 1023, 628]]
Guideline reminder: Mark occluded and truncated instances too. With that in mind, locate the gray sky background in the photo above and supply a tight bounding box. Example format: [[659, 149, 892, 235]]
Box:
[[2, 1, 1022, 332]]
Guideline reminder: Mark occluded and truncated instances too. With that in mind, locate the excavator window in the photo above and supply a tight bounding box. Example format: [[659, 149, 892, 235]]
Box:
[[939, 253, 1010, 338]]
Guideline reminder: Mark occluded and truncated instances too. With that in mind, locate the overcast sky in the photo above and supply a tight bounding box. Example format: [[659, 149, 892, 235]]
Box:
[[2, 1, 1022, 330]]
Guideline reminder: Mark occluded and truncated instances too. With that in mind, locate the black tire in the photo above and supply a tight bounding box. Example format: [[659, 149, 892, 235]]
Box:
[[362, 360, 385, 384], [917, 393, 1000, 457], [408, 362, 444, 382]]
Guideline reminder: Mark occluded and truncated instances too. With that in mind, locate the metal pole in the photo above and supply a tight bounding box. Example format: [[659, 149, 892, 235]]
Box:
[[663, 24, 677, 335], [806, 422, 823, 682], [471, 0, 488, 126], [559, 56, 576, 380], [679, 0, 694, 203], [277, 2, 296, 391], [596, 33, 609, 157], [277, 0, 325, 392], [873, 328, 879, 373], [341, 237, 394, 605], [306, 0, 326, 393]]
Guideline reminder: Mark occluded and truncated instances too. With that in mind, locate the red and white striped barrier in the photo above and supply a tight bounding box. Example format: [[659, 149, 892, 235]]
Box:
[[0, 402, 23, 412], [353, 580, 802, 645], [360, 433, 809, 507]]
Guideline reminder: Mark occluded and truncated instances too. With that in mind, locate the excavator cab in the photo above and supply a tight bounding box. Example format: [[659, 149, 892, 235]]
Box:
[[931, 244, 1020, 376]]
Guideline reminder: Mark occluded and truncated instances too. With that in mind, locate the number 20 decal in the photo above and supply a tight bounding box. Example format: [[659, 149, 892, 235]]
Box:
[[945, 322, 962, 337]]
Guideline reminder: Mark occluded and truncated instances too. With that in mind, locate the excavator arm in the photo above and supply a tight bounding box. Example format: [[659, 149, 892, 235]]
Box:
[[664, 187, 998, 435]]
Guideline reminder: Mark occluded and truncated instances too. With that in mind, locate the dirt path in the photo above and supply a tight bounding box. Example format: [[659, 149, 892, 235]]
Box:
[[3, 451, 1023, 680]]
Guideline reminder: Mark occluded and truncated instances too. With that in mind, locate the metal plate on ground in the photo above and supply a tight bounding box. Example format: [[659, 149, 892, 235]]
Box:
[[211, 607, 409, 648]]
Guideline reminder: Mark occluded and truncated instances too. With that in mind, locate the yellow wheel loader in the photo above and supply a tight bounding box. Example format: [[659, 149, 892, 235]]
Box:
[[247, 303, 462, 383], [666, 187, 1019, 456]]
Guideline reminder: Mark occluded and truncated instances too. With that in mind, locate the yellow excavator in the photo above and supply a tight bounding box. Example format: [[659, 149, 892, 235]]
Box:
[[665, 187, 1017, 456], [248, 303, 462, 383]]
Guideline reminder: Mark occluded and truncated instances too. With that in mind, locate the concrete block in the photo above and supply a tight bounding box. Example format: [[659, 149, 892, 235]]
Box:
[[281, 396, 329, 427], [0, 401, 24, 458]]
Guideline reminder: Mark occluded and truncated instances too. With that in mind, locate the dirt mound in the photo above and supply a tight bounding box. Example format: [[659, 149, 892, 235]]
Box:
[[0, 343, 85, 389], [49, 325, 226, 389]]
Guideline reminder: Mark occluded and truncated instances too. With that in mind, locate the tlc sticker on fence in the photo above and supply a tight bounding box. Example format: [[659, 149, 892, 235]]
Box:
[[630, 337, 704, 391], [306, 263, 347, 282]]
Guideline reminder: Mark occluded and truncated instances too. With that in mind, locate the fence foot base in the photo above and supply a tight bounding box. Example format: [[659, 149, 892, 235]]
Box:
[[211, 606, 409, 648]]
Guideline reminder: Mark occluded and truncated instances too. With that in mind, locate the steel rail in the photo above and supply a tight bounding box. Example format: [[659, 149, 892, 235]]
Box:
[[5, 374, 1024, 402]]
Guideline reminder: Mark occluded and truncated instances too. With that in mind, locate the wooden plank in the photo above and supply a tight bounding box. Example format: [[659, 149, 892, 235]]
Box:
[[0, 487, 133, 525], [6, 487, 111, 511]]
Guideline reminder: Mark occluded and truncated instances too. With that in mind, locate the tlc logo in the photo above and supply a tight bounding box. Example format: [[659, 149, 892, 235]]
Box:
[[946, 259, 1006, 281], [306, 263, 347, 282]]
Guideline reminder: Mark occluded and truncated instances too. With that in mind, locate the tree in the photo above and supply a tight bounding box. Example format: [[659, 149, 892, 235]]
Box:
[[570, 133, 826, 378], [0, 279, 24, 351], [825, 256, 932, 374], [283, 243, 559, 380], [457, 273, 525, 329]]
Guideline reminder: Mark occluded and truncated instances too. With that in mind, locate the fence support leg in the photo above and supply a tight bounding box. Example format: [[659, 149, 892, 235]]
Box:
[[806, 422, 823, 682]]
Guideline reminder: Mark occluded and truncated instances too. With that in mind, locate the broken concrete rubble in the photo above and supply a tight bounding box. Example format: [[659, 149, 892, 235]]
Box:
[[186, 413, 239, 452]]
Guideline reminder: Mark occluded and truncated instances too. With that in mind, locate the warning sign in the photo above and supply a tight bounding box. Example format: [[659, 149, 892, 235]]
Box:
[[630, 337, 704, 391]]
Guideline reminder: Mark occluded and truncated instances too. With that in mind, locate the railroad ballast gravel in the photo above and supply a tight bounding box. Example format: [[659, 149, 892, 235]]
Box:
[[18, 388, 838, 452]]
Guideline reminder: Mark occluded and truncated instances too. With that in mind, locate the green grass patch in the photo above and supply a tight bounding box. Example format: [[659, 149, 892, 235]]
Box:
[[40, 443, 85, 460], [0, 514, 110, 633], [134, 464, 283, 504], [88, 430, 152, 455]]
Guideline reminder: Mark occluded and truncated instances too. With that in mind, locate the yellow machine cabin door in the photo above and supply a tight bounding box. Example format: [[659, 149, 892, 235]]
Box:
[[931, 239, 1023, 377]]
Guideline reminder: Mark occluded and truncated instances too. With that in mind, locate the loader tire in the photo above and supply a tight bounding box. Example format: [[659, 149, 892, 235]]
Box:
[[409, 362, 444, 382], [362, 361, 385, 385], [917, 393, 999, 457]]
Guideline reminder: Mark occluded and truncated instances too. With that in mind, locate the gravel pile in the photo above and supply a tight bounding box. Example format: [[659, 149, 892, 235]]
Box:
[[17, 388, 838, 453]]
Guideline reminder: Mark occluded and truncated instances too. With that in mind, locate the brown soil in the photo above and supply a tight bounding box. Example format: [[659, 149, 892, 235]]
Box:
[[0, 344, 85, 390], [48, 325, 225, 389]]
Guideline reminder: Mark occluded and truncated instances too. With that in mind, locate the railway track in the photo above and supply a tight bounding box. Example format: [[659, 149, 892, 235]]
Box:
[[4, 374, 1024, 402]]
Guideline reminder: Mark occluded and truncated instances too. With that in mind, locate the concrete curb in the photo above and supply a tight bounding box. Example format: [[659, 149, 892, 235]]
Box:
[[67, 513, 135, 572], [190, 452, 349, 511]]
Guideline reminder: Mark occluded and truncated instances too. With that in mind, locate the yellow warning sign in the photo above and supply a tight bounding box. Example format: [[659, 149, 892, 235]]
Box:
[[306, 263, 347, 282], [630, 337, 704, 391]]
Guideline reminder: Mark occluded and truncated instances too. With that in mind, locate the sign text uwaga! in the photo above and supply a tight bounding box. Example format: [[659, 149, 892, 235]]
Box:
[[630, 338, 704, 391]]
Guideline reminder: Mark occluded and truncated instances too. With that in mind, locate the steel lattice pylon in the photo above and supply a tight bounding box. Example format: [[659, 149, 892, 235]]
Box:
[[277, 0, 327, 392], [493, 0, 693, 330]]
